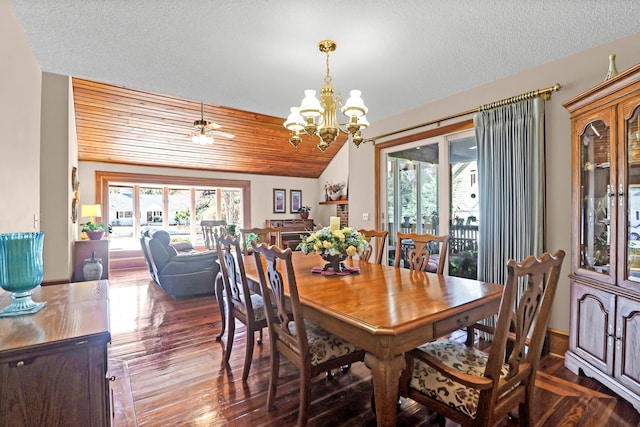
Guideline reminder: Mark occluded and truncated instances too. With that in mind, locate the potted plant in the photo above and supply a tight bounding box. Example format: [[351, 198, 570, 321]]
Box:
[[297, 206, 311, 220], [80, 221, 112, 240]]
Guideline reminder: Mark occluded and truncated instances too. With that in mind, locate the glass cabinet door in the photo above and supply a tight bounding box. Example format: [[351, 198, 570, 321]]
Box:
[[578, 114, 615, 283], [623, 104, 640, 288]]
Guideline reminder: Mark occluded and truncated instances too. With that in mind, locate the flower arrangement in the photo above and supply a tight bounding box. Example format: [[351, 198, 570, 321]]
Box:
[[297, 226, 368, 258], [325, 182, 345, 194], [297, 206, 311, 213]]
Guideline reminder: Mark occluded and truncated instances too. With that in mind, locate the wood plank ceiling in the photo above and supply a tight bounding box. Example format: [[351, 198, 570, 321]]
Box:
[[72, 79, 347, 178]]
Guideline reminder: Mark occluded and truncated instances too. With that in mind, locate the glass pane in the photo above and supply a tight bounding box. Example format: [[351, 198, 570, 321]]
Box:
[[449, 135, 478, 279], [420, 161, 438, 234], [194, 189, 217, 246], [387, 159, 395, 249], [580, 119, 611, 273], [399, 160, 417, 232], [108, 186, 135, 250], [387, 143, 440, 267], [221, 189, 242, 232], [627, 106, 640, 282], [140, 187, 163, 227], [168, 188, 191, 243]]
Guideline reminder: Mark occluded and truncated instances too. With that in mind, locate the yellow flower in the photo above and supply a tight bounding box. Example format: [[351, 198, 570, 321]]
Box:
[[323, 240, 333, 249], [306, 234, 316, 243], [314, 241, 323, 250], [346, 245, 356, 256], [332, 230, 345, 241], [357, 244, 364, 253]]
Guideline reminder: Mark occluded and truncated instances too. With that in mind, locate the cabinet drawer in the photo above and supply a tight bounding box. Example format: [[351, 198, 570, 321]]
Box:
[[433, 303, 497, 337]]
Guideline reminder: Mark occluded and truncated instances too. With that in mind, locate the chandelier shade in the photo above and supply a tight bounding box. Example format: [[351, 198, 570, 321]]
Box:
[[284, 40, 369, 152]]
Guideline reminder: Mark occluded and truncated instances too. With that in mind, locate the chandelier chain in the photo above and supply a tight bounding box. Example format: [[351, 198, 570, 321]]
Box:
[[325, 51, 332, 84]]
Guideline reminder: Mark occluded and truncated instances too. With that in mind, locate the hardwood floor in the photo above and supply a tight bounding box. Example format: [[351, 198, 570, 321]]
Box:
[[108, 267, 640, 426]]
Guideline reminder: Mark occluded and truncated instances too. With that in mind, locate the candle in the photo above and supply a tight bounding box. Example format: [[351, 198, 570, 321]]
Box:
[[330, 216, 340, 231]]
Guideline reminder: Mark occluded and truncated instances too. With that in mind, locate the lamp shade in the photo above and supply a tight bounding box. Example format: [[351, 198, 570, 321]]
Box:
[[81, 204, 102, 219]]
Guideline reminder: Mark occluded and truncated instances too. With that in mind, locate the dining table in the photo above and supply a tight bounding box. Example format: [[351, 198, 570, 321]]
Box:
[[232, 251, 504, 427]]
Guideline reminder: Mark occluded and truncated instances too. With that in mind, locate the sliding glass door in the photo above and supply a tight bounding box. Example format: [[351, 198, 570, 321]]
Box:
[[381, 129, 479, 277]]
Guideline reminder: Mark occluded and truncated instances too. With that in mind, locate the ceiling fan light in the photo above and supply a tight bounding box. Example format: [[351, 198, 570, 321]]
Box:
[[192, 133, 214, 145], [299, 90, 323, 118], [341, 90, 367, 118]]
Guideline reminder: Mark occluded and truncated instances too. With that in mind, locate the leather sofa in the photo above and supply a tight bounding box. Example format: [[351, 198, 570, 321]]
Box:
[[140, 228, 218, 298]]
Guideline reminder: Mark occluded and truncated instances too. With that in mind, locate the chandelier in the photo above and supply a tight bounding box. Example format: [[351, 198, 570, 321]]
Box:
[[284, 40, 369, 152]]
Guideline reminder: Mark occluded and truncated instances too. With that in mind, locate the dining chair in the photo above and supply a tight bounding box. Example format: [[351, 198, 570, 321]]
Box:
[[201, 220, 227, 250], [251, 242, 366, 426], [357, 229, 388, 264], [215, 232, 267, 381], [239, 227, 283, 254], [394, 232, 449, 273], [398, 250, 565, 427]]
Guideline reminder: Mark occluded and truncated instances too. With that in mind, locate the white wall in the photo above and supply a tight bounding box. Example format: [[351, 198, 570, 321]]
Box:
[[350, 32, 640, 333], [40, 72, 76, 281], [0, 0, 41, 233], [317, 143, 349, 227], [78, 162, 318, 229]]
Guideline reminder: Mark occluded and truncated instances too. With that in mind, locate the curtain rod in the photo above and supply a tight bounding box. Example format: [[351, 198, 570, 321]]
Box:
[[369, 83, 561, 142]]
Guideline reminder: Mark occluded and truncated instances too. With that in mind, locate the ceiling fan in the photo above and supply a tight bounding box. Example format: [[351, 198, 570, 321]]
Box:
[[189, 102, 235, 145]]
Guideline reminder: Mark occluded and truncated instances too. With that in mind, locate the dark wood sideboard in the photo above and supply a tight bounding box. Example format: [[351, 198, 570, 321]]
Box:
[[265, 218, 315, 250], [0, 280, 111, 426]]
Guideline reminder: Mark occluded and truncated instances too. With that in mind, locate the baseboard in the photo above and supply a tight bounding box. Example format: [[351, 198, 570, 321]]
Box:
[[547, 328, 569, 358]]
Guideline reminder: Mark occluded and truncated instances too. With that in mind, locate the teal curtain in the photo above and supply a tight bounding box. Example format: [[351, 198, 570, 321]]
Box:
[[474, 97, 545, 289]]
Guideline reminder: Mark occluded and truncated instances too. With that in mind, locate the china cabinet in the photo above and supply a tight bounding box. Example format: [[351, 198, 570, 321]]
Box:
[[565, 63, 640, 412]]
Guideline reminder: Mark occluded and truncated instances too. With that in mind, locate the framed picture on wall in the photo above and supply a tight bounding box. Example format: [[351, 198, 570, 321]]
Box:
[[290, 190, 302, 213], [273, 188, 286, 213]]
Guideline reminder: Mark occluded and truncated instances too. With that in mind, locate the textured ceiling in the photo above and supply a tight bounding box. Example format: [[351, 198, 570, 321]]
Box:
[[9, 1, 640, 128]]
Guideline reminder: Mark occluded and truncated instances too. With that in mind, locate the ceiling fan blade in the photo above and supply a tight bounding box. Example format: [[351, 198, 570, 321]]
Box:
[[209, 130, 235, 139], [204, 122, 222, 130]]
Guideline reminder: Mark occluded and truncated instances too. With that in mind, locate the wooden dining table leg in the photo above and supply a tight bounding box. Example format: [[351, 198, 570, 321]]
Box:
[[365, 352, 405, 427], [214, 272, 226, 341]]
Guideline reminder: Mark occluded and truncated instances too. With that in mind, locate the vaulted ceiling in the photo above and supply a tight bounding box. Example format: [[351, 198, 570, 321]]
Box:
[[72, 79, 346, 178]]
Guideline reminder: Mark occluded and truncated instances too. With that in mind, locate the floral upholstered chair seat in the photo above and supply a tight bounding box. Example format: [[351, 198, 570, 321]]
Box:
[[409, 340, 510, 418], [289, 320, 362, 366], [236, 293, 266, 321]]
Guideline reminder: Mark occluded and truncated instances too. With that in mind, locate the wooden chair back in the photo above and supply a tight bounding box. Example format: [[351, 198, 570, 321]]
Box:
[[252, 243, 307, 361], [215, 233, 252, 319], [401, 250, 565, 427], [395, 232, 449, 273], [239, 227, 283, 254], [357, 229, 388, 264], [215, 232, 266, 381], [201, 220, 227, 250], [251, 242, 365, 425]]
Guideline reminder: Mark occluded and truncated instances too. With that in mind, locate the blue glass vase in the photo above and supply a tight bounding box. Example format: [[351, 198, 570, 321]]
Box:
[[0, 232, 47, 317]]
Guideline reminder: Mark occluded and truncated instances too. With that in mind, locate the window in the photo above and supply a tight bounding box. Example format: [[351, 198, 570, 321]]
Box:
[[95, 172, 250, 251]]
